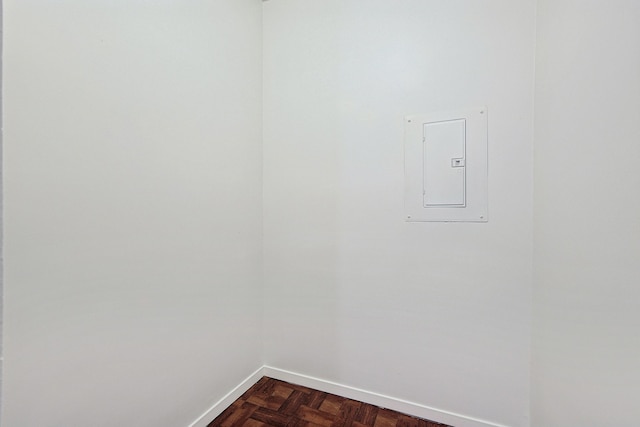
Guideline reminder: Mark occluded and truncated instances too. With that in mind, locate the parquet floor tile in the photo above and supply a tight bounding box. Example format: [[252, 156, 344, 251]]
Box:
[[207, 377, 452, 427]]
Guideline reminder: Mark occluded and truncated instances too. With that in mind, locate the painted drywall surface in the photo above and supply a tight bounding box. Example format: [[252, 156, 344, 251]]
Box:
[[532, 2, 640, 426], [2, 1, 263, 426], [262, 1, 535, 426], [0, 0, 4, 412]]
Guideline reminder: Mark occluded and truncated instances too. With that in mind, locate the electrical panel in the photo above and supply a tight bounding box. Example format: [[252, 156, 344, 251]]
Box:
[[404, 107, 488, 222]]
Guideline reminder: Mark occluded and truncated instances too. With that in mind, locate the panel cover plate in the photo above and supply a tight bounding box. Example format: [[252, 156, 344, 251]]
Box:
[[404, 107, 488, 222]]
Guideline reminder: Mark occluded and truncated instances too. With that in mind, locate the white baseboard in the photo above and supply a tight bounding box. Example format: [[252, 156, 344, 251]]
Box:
[[187, 365, 511, 427], [263, 366, 510, 427], [188, 366, 265, 427]]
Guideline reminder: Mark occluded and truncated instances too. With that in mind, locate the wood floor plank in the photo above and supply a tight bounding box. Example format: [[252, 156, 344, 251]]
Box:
[[373, 408, 399, 427], [317, 394, 344, 416], [278, 389, 308, 415], [209, 401, 244, 427], [306, 391, 329, 410], [250, 407, 292, 427], [298, 405, 336, 427], [242, 419, 267, 427], [211, 402, 259, 427], [241, 377, 270, 399], [333, 400, 361, 427], [207, 378, 453, 427], [396, 415, 423, 427], [354, 403, 378, 426]]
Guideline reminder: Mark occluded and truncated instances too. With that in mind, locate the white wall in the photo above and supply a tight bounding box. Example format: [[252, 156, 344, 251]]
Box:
[[533, 2, 640, 426], [262, 1, 536, 426], [9, 2, 638, 426], [2, 1, 263, 426]]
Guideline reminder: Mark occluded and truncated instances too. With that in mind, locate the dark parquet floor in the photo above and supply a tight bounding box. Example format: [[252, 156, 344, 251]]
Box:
[[208, 377, 453, 427]]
